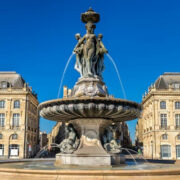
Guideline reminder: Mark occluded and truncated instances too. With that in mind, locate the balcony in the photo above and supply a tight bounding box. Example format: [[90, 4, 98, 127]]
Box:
[[160, 125, 170, 130], [10, 126, 20, 130]]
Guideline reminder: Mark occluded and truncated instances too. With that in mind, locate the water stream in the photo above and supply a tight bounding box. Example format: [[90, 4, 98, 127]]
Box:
[[120, 148, 137, 165], [57, 52, 75, 98], [106, 54, 127, 99], [122, 148, 148, 163]]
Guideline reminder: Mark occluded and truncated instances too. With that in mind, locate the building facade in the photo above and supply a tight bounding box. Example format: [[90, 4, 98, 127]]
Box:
[[0, 72, 39, 158], [39, 131, 48, 149], [136, 73, 180, 160]]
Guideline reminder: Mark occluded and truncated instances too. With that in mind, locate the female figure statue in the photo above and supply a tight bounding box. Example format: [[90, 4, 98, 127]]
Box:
[[74, 22, 97, 77], [58, 124, 79, 154], [94, 34, 108, 77], [74, 33, 83, 77]]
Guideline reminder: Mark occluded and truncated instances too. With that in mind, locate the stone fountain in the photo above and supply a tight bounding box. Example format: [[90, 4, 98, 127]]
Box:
[[38, 8, 141, 166]]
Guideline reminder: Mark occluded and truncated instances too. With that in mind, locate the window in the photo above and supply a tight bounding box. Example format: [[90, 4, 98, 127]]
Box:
[[175, 102, 180, 109], [161, 114, 167, 128], [12, 114, 20, 127], [175, 114, 180, 129], [0, 114, 5, 127], [160, 101, 166, 109], [173, 83, 180, 89], [9, 144, 19, 156], [14, 100, 20, 109], [12, 134, 18, 139], [0, 144, 4, 156], [0, 101, 5, 108], [0, 81, 8, 89], [161, 145, 171, 159], [176, 145, 180, 159], [177, 134, 180, 140], [162, 134, 168, 140], [0, 134, 2, 139]]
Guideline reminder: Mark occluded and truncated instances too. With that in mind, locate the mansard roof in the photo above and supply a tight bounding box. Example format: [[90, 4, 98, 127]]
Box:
[[154, 72, 180, 89], [0, 71, 25, 88]]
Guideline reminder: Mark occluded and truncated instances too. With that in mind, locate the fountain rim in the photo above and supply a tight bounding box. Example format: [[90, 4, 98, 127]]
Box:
[[38, 97, 142, 111], [0, 162, 180, 176]]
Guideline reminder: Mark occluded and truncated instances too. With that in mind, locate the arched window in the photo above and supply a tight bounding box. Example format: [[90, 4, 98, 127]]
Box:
[[14, 100, 20, 109], [0, 134, 2, 139], [12, 134, 18, 140], [160, 101, 166, 109], [162, 134, 168, 140], [0, 100, 5, 108], [177, 134, 180, 140]]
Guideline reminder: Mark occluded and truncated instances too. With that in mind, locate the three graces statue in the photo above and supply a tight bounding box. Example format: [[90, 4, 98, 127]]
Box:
[[74, 8, 108, 78]]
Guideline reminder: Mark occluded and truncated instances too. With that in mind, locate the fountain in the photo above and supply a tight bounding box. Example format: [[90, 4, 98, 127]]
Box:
[[38, 7, 141, 166], [0, 8, 180, 180]]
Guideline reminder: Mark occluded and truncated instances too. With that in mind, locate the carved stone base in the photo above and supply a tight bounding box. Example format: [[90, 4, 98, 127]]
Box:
[[55, 153, 111, 166], [55, 153, 125, 166], [72, 77, 108, 97], [54, 118, 125, 166]]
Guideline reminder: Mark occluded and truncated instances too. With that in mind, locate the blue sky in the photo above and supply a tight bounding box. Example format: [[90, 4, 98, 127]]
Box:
[[1, 0, 180, 143]]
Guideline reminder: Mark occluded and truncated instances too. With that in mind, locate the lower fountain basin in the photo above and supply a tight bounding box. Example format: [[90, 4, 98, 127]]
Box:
[[0, 159, 180, 180], [38, 97, 141, 122]]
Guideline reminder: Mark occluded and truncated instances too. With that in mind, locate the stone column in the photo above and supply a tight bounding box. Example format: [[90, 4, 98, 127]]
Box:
[[71, 118, 112, 155], [55, 118, 113, 166]]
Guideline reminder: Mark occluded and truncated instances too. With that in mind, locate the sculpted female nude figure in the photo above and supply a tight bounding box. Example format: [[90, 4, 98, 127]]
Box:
[[74, 22, 97, 77]]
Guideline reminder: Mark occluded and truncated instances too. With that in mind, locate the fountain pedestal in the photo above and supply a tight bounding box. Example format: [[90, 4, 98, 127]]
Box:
[[56, 118, 125, 166], [72, 78, 108, 97], [56, 118, 111, 166]]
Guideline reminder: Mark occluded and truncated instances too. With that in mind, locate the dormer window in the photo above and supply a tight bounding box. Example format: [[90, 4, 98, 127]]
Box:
[[173, 83, 180, 89], [0, 81, 8, 89]]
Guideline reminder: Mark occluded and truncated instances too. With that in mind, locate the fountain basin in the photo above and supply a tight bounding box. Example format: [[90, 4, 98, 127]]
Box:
[[38, 97, 141, 122], [0, 159, 180, 180], [38, 97, 141, 166]]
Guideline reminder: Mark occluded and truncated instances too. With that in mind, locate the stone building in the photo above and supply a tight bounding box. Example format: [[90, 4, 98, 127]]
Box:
[[0, 72, 39, 158], [39, 131, 48, 149], [47, 122, 64, 147], [136, 72, 180, 160], [120, 122, 132, 148]]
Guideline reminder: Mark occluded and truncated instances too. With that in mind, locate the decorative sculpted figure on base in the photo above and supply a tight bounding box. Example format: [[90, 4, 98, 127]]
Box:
[[58, 124, 79, 154], [74, 8, 108, 78], [102, 125, 121, 154]]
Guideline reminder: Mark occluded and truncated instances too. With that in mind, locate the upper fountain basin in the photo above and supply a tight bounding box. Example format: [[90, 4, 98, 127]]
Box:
[[38, 97, 141, 122]]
